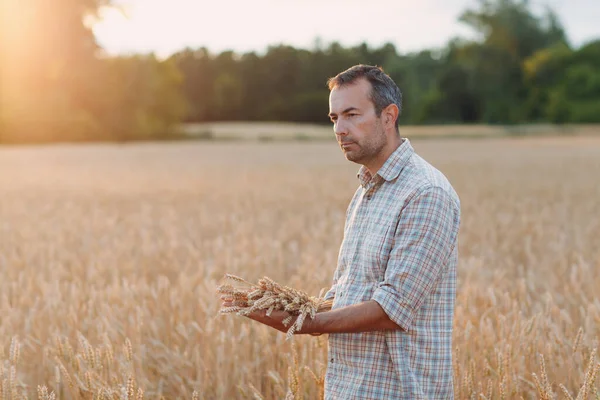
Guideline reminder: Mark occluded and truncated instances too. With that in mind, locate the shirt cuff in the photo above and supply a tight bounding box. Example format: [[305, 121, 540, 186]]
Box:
[[372, 286, 416, 331]]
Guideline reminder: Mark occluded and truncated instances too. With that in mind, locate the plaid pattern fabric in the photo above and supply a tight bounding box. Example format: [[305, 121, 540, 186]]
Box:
[[324, 139, 461, 399]]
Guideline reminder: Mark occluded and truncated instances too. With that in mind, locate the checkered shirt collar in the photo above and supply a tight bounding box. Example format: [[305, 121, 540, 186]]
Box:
[[357, 138, 414, 188]]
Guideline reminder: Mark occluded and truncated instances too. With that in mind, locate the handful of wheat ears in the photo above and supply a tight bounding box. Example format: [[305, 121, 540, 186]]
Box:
[[217, 274, 333, 340]]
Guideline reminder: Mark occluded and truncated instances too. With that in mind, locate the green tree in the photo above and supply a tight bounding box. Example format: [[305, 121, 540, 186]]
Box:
[[171, 48, 217, 121], [455, 0, 567, 123], [537, 41, 600, 123], [92, 55, 187, 141]]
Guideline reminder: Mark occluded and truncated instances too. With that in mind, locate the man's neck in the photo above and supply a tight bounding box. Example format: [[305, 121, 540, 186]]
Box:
[[364, 136, 404, 176]]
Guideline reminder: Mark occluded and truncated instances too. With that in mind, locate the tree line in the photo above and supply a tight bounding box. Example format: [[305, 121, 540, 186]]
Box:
[[1, 0, 598, 143]]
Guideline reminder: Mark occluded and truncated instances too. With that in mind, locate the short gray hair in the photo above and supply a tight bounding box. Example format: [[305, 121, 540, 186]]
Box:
[[327, 64, 402, 130]]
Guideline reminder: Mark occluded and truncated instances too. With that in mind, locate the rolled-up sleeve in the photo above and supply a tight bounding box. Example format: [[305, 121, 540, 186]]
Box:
[[372, 186, 459, 331]]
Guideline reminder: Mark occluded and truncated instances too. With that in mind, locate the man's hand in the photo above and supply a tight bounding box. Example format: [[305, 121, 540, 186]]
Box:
[[221, 299, 322, 336], [245, 308, 293, 334]]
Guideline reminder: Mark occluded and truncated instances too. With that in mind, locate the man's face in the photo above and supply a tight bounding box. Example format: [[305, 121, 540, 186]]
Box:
[[328, 78, 387, 166]]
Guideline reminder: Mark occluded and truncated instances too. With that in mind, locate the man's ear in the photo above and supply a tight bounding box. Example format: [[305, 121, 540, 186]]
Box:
[[383, 104, 399, 129]]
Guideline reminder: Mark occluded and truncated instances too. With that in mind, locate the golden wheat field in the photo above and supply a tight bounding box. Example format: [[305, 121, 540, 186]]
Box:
[[1, 135, 600, 399]]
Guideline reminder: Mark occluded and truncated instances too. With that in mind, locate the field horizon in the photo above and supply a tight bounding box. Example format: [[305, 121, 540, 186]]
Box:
[[177, 122, 600, 142]]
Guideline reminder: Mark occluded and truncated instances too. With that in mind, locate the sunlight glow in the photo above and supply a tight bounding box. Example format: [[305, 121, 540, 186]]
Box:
[[92, 0, 474, 57], [92, 0, 599, 58]]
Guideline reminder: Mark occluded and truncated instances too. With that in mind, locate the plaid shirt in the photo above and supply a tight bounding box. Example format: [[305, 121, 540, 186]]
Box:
[[324, 139, 460, 399]]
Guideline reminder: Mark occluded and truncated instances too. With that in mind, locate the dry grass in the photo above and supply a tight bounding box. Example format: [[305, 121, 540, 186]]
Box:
[[0, 135, 599, 399]]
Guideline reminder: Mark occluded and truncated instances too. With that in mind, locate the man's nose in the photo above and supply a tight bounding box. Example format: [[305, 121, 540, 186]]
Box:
[[334, 119, 348, 137]]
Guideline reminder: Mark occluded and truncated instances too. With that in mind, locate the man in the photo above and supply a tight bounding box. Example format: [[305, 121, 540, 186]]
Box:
[[226, 65, 460, 399]]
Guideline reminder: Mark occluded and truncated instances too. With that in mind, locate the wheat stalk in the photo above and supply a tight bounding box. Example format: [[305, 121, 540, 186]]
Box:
[[217, 274, 332, 339]]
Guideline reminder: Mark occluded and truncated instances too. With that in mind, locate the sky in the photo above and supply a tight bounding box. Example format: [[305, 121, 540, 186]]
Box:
[[93, 0, 600, 58]]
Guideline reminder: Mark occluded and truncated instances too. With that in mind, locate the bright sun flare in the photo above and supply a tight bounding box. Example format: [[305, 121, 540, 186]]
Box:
[[92, 7, 134, 50]]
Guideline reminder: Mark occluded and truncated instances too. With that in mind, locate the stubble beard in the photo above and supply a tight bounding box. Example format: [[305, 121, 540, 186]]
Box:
[[342, 124, 387, 166]]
